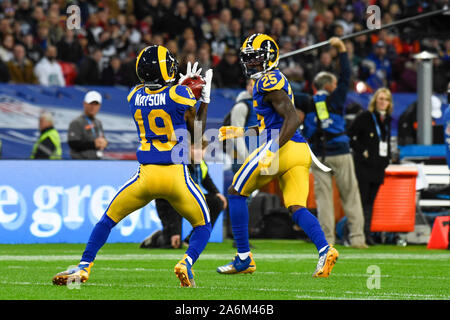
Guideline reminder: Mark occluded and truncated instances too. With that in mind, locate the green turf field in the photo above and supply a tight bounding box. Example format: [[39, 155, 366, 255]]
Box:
[[1, 239, 449, 300]]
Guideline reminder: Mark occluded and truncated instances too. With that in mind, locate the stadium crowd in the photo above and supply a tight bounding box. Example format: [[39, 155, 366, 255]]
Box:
[[0, 0, 448, 93]]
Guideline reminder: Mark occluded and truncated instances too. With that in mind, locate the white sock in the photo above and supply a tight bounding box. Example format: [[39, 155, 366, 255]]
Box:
[[186, 256, 193, 265], [238, 252, 250, 260]]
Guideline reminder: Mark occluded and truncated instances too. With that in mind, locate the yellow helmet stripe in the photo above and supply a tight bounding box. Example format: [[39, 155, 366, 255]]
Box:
[[135, 46, 147, 75], [158, 46, 171, 82], [242, 33, 258, 49], [252, 34, 277, 51]]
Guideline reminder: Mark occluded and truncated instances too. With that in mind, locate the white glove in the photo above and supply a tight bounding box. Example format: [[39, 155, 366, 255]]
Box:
[[178, 61, 202, 85], [199, 69, 213, 104]]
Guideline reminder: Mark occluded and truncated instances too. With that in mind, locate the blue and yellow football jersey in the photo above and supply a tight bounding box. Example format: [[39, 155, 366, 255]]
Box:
[[253, 69, 306, 143], [127, 84, 197, 164]]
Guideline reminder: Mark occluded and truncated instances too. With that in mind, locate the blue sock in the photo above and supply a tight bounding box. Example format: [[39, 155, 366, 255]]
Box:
[[228, 194, 250, 254], [186, 223, 211, 264], [292, 207, 328, 254], [80, 214, 117, 263]]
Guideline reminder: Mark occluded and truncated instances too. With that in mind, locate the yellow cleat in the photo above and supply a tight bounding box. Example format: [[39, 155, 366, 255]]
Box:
[[174, 255, 196, 287], [313, 246, 339, 278], [52, 262, 94, 286]]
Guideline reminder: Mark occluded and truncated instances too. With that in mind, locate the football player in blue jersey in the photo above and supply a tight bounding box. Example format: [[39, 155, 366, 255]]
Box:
[[52, 46, 213, 288], [216, 34, 339, 277]]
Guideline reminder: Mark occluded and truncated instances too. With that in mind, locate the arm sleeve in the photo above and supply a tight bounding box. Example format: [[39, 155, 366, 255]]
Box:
[[329, 52, 351, 112]]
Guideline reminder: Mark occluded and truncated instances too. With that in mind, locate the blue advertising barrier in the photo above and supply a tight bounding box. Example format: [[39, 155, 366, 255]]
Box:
[[0, 160, 223, 244]]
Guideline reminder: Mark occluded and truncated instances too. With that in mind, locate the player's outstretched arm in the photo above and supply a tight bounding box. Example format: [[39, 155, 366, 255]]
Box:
[[185, 69, 213, 143], [263, 89, 301, 148], [195, 69, 213, 136]]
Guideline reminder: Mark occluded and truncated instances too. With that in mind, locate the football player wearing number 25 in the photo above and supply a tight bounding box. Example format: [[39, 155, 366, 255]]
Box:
[[217, 34, 339, 278], [52, 46, 213, 288]]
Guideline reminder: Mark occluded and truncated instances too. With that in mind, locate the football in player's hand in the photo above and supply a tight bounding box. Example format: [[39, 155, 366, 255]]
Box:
[[180, 76, 206, 100]]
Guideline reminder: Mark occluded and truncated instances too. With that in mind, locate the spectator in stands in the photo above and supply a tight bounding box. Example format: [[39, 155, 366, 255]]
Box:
[[170, 1, 193, 39], [335, 4, 355, 36], [14, 0, 33, 28], [6, 43, 37, 84], [345, 40, 361, 87], [0, 33, 14, 62], [352, 23, 372, 59], [225, 18, 244, 50], [312, 15, 328, 43], [240, 8, 255, 37], [75, 47, 103, 85], [213, 48, 244, 88], [359, 58, 384, 92], [204, 0, 223, 19], [98, 30, 117, 65], [188, 2, 207, 41], [30, 111, 62, 160], [56, 29, 83, 64], [396, 60, 417, 92], [29, 4, 45, 32], [22, 32, 43, 64], [197, 45, 213, 73], [68, 91, 108, 160], [206, 17, 227, 63], [0, 59, 10, 82], [302, 37, 367, 249], [140, 141, 227, 249], [367, 40, 393, 87], [110, 18, 131, 59], [133, 0, 157, 21], [34, 45, 65, 86], [0, 0, 442, 92], [279, 40, 305, 92], [230, 0, 246, 19], [348, 88, 393, 245], [47, 9, 64, 45], [0, 18, 13, 40], [101, 55, 128, 86], [35, 21, 50, 51], [307, 50, 335, 86]]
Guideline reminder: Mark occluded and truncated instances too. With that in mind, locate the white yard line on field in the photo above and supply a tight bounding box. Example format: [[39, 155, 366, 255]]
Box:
[[1, 280, 448, 300], [6, 264, 449, 280], [0, 253, 449, 261]]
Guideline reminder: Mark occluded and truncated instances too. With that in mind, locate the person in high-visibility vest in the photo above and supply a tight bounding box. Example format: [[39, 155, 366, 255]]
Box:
[[30, 111, 62, 159]]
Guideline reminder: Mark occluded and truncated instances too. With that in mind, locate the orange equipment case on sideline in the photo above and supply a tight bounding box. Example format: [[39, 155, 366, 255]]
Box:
[[371, 165, 419, 233]]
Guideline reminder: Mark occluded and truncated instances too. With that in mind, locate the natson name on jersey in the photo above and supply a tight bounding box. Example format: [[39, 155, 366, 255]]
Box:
[[134, 92, 167, 107], [127, 84, 197, 165]]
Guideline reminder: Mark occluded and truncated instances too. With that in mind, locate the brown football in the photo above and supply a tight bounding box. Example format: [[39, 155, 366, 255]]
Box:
[[180, 76, 206, 100]]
